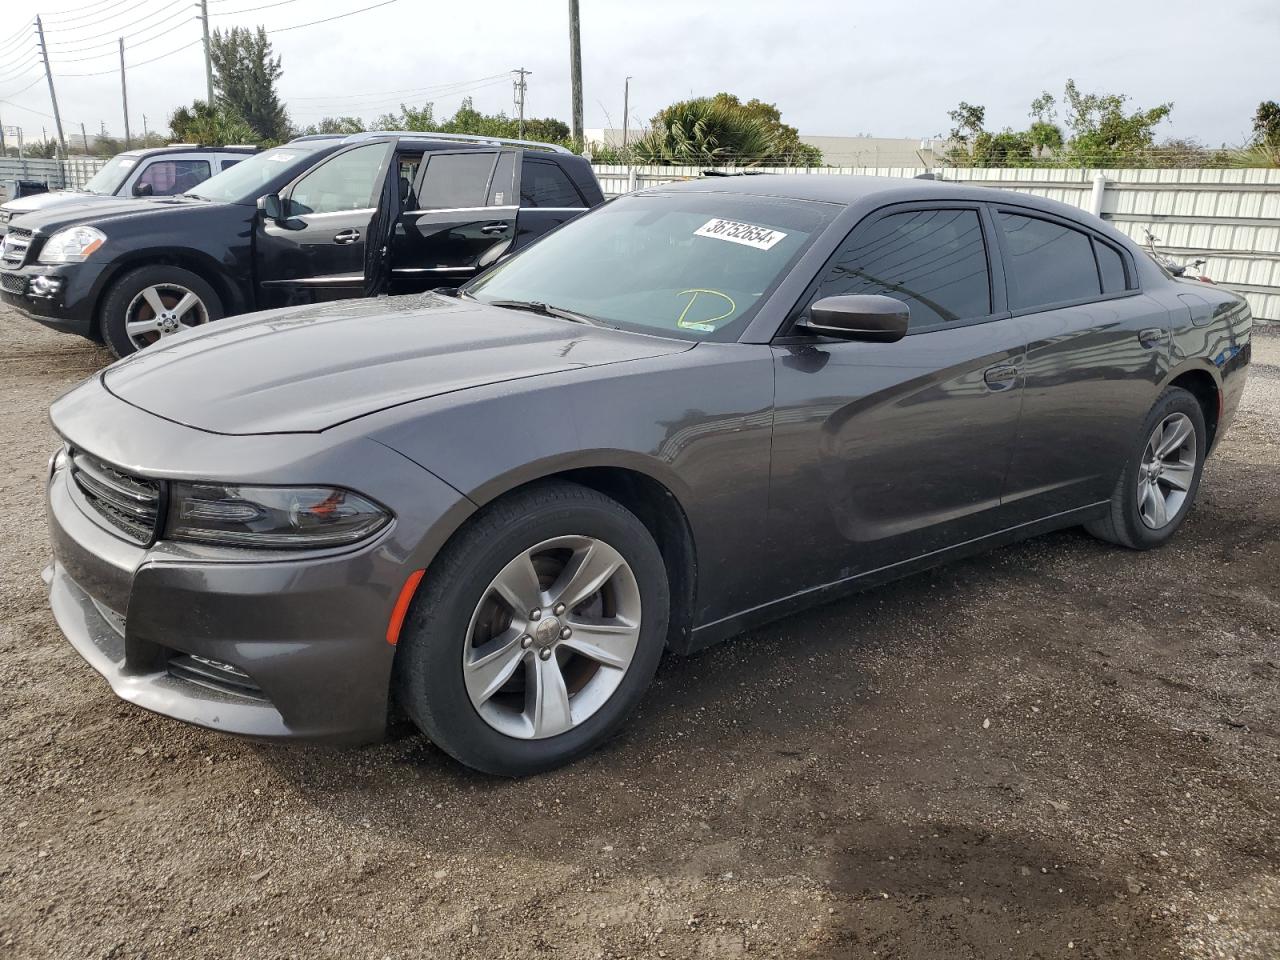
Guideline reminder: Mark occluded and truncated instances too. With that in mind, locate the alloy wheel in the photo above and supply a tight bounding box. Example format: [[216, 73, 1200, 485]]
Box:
[[124, 283, 209, 349], [462, 535, 642, 740], [1137, 411, 1197, 529]]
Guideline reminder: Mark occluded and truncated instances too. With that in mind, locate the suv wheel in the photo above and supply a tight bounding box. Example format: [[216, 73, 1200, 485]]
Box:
[[100, 264, 223, 358], [394, 481, 670, 776], [1085, 386, 1207, 549]]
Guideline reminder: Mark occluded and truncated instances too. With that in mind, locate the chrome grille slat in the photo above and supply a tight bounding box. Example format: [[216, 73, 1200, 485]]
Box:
[[71, 453, 159, 505], [69, 450, 161, 545], [1, 227, 31, 268], [0, 272, 24, 295]]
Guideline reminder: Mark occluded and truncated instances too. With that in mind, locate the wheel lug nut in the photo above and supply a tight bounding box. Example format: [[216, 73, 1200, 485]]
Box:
[[560, 626, 572, 639], [553, 603, 566, 615], [520, 635, 532, 649], [538, 647, 553, 661], [529, 609, 541, 621]]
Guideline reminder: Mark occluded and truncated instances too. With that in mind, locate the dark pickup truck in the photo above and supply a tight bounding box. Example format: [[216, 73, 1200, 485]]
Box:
[[0, 132, 603, 355]]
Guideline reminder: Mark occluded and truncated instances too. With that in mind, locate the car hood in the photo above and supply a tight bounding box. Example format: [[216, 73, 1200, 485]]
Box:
[[102, 293, 695, 435], [12, 194, 217, 235], [2, 190, 103, 218]]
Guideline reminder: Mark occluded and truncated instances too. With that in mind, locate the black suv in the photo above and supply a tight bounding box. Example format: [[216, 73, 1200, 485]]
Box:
[[0, 132, 603, 355]]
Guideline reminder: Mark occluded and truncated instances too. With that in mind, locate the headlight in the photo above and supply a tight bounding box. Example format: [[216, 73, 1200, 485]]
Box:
[[37, 225, 106, 264], [166, 482, 390, 549]]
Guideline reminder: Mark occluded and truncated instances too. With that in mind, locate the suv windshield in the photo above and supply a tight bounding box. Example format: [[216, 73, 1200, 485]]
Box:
[[81, 153, 142, 195], [187, 145, 331, 203], [467, 191, 839, 342]]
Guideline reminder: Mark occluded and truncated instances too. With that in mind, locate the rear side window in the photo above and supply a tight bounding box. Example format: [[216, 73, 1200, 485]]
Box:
[[813, 208, 991, 331], [520, 159, 585, 208], [488, 152, 515, 206], [1095, 240, 1128, 293], [416, 152, 496, 209], [135, 159, 211, 195], [999, 213, 1101, 310]]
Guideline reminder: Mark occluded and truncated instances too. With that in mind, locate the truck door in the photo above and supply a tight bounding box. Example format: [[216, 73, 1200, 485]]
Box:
[[512, 153, 591, 251], [391, 150, 516, 290], [256, 141, 393, 308]]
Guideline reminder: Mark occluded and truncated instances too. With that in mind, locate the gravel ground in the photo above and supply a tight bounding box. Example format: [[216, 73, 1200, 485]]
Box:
[[0, 308, 1277, 960]]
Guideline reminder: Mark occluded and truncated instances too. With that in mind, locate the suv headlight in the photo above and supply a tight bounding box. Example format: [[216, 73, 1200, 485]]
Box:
[[37, 225, 106, 264], [166, 482, 391, 548]]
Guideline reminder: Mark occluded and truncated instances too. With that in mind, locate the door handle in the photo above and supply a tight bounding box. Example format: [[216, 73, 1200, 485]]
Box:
[[983, 364, 1019, 391], [480, 223, 509, 235], [333, 229, 361, 244], [1138, 327, 1168, 348]]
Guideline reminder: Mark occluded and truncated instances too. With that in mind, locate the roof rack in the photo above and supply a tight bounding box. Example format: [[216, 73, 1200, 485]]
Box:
[[333, 130, 573, 154]]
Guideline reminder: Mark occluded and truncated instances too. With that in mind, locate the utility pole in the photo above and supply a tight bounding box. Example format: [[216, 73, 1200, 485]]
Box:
[[622, 76, 631, 152], [142, 114, 149, 142], [568, 0, 582, 148], [80, 122, 89, 154], [199, 0, 214, 106], [35, 16, 68, 158], [512, 67, 530, 139], [119, 37, 132, 149], [0, 111, 6, 158]]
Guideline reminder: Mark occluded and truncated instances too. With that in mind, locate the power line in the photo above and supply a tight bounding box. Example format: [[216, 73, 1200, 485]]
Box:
[[287, 77, 511, 116], [47, 10, 200, 61], [42, 0, 135, 24], [209, 0, 304, 16], [58, 36, 203, 77], [288, 72, 510, 102], [266, 0, 399, 33], [46, 0, 190, 44], [0, 75, 44, 101]]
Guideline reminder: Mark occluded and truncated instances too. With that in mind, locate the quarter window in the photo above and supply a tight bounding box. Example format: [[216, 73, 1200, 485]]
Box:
[[999, 212, 1101, 310], [813, 208, 991, 330], [520, 159, 584, 208], [135, 159, 211, 196], [1095, 240, 1128, 293], [416, 152, 497, 209], [287, 143, 389, 216]]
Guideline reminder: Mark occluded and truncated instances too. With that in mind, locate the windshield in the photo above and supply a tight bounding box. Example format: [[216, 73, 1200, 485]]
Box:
[[187, 145, 327, 203], [81, 153, 141, 195], [466, 191, 840, 342]]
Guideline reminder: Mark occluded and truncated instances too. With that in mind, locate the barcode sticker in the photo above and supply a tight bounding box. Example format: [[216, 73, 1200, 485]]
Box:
[[694, 218, 787, 251]]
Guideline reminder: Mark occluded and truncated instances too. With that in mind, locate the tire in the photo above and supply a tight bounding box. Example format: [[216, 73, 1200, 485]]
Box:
[[394, 481, 670, 776], [1085, 386, 1207, 550], [99, 264, 223, 358]]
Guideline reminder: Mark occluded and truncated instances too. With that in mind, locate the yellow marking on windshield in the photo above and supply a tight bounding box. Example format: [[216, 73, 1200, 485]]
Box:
[[676, 289, 737, 332]]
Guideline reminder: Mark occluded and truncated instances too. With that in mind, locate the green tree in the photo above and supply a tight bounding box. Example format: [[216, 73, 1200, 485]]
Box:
[[297, 116, 366, 136], [1061, 78, 1171, 167], [371, 98, 573, 148], [707, 93, 821, 164], [210, 26, 289, 143], [1237, 101, 1280, 166], [169, 99, 257, 146], [633, 95, 821, 166]]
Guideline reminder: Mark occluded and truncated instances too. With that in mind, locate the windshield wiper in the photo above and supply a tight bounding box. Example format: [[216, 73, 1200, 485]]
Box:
[[483, 299, 608, 327]]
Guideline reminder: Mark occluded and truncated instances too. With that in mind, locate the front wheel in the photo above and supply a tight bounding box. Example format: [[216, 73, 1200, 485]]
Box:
[[1085, 386, 1207, 549], [99, 264, 223, 358], [394, 482, 670, 776]]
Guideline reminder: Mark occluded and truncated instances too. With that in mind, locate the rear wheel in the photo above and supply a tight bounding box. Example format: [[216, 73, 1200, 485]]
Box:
[[1085, 387, 1207, 549], [394, 482, 669, 776], [100, 264, 222, 358]]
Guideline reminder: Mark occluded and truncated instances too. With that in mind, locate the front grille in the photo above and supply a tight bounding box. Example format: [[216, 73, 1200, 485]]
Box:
[[168, 654, 265, 700], [70, 450, 162, 544], [0, 226, 31, 269], [0, 272, 24, 295]]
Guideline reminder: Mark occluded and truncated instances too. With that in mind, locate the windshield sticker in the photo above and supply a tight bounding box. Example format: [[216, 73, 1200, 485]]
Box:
[[676, 288, 736, 332], [267, 152, 294, 162], [694, 218, 787, 251], [117, 159, 136, 170]]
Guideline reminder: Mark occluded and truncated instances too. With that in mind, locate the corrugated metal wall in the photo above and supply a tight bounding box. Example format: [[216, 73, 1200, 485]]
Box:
[[592, 164, 1280, 322], [0, 156, 107, 195]]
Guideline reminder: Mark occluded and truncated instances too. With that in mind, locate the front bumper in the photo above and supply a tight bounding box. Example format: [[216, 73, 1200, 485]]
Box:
[[43, 383, 476, 743], [1, 260, 106, 337]]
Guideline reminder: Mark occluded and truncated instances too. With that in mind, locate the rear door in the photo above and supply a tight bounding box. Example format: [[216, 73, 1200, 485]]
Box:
[[255, 141, 393, 308], [391, 149, 515, 289], [991, 206, 1173, 522], [513, 154, 591, 251]]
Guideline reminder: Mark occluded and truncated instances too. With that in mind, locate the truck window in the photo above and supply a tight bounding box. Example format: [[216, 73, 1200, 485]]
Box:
[[416, 153, 496, 209], [286, 143, 389, 216], [520, 159, 585, 208], [135, 159, 211, 196]]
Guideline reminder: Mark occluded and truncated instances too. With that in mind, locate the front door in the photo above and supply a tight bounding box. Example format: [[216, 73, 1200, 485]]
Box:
[[392, 149, 517, 290], [256, 142, 393, 308], [768, 204, 1026, 600]]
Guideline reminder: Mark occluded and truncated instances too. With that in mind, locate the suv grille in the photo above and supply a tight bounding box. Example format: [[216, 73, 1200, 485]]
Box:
[[70, 451, 162, 544], [0, 272, 24, 295], [0, 226, 32, 269]]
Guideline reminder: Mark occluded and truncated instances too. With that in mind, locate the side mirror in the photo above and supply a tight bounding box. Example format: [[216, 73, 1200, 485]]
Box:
[[798, 294, 909, 343], [132, 182, 154, 197], [257, 193, 284, 222]]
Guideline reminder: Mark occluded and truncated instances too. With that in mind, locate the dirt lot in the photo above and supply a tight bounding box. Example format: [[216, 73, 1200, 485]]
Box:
[[0, 308, 1277, 960]]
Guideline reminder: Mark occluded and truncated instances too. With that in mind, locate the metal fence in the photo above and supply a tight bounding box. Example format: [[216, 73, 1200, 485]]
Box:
[[592, 164, 1280, 323], [0, 156, 108, 197]]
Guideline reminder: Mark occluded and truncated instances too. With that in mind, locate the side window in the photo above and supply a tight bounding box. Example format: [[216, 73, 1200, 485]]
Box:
[[520, 159, 585, 208], [135, 159, 211, 196], [999, 212, 1101, 310], [488, 152, 515, 206], [220, 158, 242, 171], [416, 152, 497, 209], [1095, 240, 1128, 293], [396, 154, 422, 209], [286, 143, 389, 216], [812, 208, 991, 331]]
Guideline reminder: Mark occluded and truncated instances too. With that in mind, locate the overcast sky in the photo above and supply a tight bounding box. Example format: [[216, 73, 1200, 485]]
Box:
[[2, 0, 1275, 147]]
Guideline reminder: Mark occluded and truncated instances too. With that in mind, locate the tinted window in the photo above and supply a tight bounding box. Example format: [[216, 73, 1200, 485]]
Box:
[[417, 152, 496, 209], [488, 152, 515, 206], [813, 208, 991, 330], [999, 213, 1101, 309], [220, 158, 242, 171], [287, 143, 389, 215], [520, 159, 584, 208], [135, 159, 211, 195], [1096, 240, 1127, 293]]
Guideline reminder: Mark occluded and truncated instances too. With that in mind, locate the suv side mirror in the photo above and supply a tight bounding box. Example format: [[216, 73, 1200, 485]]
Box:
[[132, 182, 154, 197], [798, 295, 909, 343], [257, 193, 284, 222]]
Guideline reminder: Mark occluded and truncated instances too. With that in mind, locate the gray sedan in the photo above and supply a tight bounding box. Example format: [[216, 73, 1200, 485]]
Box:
[[44, 176, 1252, 774]]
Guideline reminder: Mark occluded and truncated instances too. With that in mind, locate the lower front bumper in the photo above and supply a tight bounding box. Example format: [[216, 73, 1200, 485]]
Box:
[[1, 262, 103, 337]]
